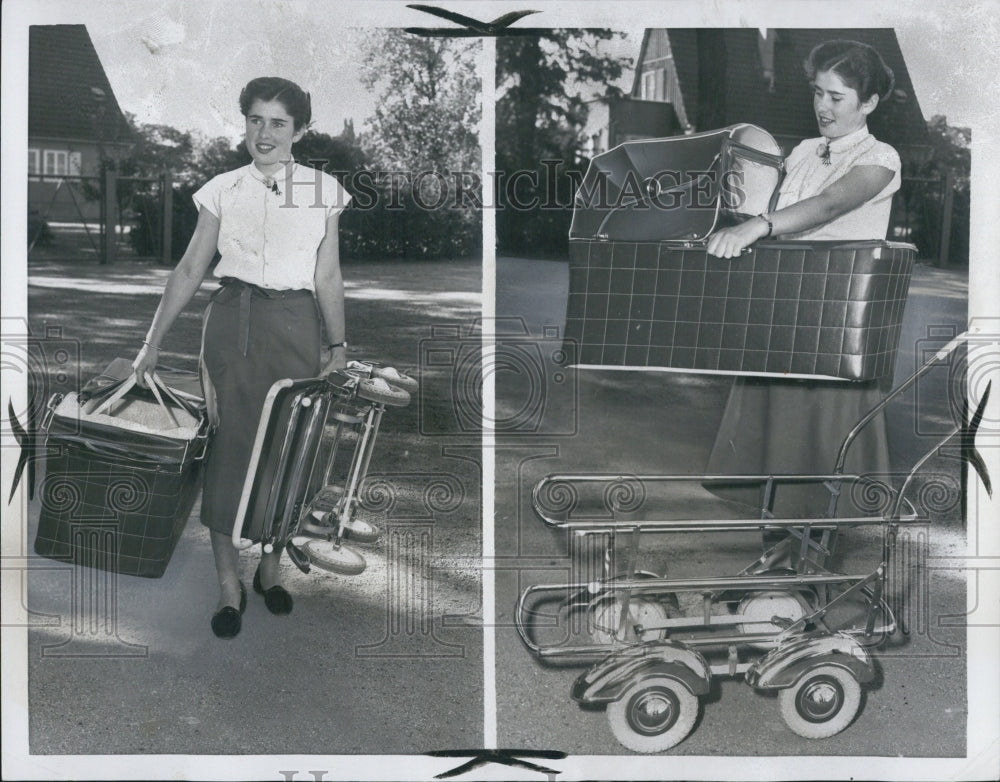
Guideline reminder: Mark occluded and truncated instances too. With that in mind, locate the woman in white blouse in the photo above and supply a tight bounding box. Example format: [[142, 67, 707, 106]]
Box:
[[705, 40, 901, 522], [133, 77, 352, 638]]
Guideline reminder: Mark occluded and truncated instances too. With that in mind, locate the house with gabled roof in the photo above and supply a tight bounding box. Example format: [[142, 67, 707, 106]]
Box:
[[29, 24, 132, 221], [579, 28, 943, 256], [585, 28, 928, 166], [630, 28, 928, 159]]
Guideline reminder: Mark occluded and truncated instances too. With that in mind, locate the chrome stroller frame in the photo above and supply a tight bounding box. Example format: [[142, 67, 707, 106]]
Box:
[[515, 332, 985, 751]]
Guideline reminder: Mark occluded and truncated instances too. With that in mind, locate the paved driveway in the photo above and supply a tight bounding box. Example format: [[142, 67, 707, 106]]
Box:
[[494, 256, 969, 759], [20, 258, 484, 757]]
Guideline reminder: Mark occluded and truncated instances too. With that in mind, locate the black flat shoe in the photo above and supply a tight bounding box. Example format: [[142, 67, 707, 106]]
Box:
[[211, 582, 247, 639], [253, 566, 293, 616]]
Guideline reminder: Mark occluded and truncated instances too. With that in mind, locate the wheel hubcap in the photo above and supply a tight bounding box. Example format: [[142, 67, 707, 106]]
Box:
[[797, 675, 844, 722], [627, 686, 679, 735]]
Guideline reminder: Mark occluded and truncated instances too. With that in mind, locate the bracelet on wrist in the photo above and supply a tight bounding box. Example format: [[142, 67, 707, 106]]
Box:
[[143, 340, 160, 351], [758, 213, 773, 238], [325, 341, 347, 351]]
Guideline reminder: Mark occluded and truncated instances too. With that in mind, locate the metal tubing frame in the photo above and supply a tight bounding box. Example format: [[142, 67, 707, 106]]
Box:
[[276, 394, 328, 545], [834, 331, 969, 473], [292, 370, 376, 539], [515, 569, 884, 660], [319, 414, 347, 489], [356, 404, 385, 490], [335, 403, 381, 535], [258, 391, 306, 548], [308, 404, 365, 510], [284, 363, 400, 544], [517, 334, 973, 669], [531, 472, 919, 532]]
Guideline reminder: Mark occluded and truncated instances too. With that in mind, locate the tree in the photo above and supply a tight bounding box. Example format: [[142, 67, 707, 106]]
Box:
[[117, 117, 197, 182], [359, 32, 480, 173], [189, 136, 249, 184], [354, 31, 481, 259], [910, 115, 971, 265], [496, 31, 630, 256], [295, 127, 368, 178]]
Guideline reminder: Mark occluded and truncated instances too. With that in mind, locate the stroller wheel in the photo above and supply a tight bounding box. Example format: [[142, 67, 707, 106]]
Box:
[[301, 510, 339, 538], [372, 366, 418, 394], [779, 665, 862, 739], [303, 539, 366, 575], [590, 597, 669, 645], [737, 590, 811, 645], [358, 377, 411, 407], [342, 517, 380, 544], [607, 676, 699, 752], [311, 485, 345, 511]]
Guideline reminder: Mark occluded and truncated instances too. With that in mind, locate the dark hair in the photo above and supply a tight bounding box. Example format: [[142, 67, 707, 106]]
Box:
[[804, 40, 895, 103], [239, 77, 312, 131]]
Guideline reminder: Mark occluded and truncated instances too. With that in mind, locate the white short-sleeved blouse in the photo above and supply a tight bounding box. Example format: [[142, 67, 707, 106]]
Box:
[[192, 162, 352, 291], [775, 125, 901, 241]]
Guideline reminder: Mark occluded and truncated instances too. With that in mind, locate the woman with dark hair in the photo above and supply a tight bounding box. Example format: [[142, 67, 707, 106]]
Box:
[[705, 40, 901, 519], [133, 76, 352, 638], [708, 39, 898, 255]]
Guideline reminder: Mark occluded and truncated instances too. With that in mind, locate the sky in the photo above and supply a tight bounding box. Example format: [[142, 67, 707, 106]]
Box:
[[71, 4, 978, 139], [20, 1, 990, 142], [84, 2, 378, 142]]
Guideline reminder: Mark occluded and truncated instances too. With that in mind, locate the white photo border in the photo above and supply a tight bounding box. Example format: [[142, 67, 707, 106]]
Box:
[[3, 1, 998, 780]]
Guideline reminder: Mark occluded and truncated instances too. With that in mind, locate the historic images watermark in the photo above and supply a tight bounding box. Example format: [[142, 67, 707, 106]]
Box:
[[272, 157, 750, 213], [418, 318, 578, 437]]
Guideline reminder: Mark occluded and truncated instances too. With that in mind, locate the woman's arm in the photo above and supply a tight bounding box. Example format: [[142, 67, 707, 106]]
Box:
[[132, 206, 221, 382], [706, 165, 895, 258], [314, 210, 347, 373]]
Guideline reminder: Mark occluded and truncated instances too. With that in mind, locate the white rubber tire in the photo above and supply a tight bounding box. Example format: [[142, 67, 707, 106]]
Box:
[[303, 539, 366, 575], [607, 676, 699, 753], [372, 366, 418, 394], [590, 597, 668, 645], [778, 665, 862, 739], [357, 377, 410, 407], [343, 517, 380, 544]]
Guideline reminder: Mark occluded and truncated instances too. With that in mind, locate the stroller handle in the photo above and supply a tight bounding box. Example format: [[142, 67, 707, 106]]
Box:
[[834, 331, 970, 474]]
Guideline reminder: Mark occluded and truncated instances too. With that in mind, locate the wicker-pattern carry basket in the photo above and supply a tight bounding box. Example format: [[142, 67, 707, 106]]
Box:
[[564, 238, 915, 381]]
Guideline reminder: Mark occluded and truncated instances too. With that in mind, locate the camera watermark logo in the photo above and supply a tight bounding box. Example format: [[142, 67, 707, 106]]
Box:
[[354, 470, 473, 659], [32, 471, 149, 657], [417, 318, 578, 437]]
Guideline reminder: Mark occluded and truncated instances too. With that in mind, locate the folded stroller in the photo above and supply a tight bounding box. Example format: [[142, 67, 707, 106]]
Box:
[[231, 360, 417, 576]]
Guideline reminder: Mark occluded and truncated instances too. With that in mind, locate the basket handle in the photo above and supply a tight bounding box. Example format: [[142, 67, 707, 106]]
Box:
[[84, 374, 136, 416], [144, 374, 179, 428], [87, 371, 193, 427]]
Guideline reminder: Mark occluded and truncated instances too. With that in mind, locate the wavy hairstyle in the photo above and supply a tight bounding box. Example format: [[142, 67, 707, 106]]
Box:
[[239, 77, 312, 131], [805, 40, 895, 103]]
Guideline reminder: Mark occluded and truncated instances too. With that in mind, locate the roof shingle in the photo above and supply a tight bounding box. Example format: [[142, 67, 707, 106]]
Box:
[[29, 25, 132, 144], [640, 29, 927, 149]]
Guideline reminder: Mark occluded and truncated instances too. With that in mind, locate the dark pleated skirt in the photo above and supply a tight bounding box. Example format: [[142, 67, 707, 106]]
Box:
[[199, 285, 320, 535], [706, 377, 891, 518]]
